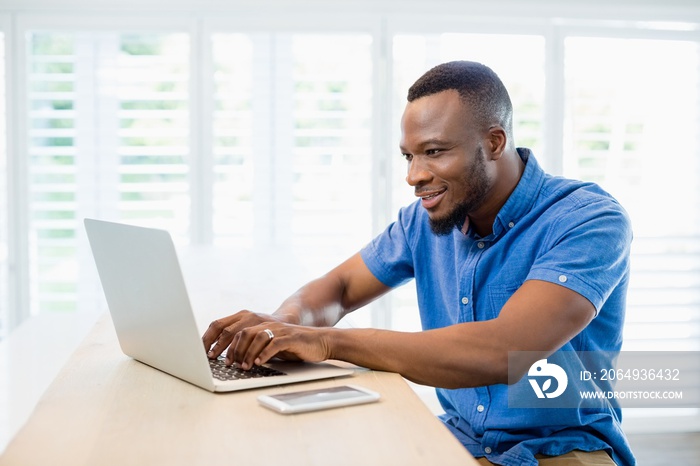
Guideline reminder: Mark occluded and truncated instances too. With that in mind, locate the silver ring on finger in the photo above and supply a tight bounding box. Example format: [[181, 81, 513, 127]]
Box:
[[264, 328, 274, 340]]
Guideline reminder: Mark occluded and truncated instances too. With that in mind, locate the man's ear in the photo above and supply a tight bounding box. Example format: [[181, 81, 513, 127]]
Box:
[[487, 126, 507, 160]]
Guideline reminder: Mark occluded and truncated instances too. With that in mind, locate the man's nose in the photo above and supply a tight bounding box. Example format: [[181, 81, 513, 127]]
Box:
[[406, 157, 431, 187]]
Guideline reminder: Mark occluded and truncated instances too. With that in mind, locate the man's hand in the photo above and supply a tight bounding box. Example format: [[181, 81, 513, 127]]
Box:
[[228, 321, 332, 370], [202, 310, 332, 369], [203, 310, 281, 363]]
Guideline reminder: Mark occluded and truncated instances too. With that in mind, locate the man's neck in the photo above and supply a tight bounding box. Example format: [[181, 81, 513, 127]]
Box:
[[465, 150, 526, 238]]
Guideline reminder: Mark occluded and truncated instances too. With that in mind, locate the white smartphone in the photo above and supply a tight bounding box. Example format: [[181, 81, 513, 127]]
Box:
[[257, 384, 380, 414]]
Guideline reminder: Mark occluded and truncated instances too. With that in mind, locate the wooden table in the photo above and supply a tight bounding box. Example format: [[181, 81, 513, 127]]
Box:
[[0, 315, 477, 466]]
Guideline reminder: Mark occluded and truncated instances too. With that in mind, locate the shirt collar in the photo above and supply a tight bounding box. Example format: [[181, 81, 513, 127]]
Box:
[[490, 147, 545, 238]]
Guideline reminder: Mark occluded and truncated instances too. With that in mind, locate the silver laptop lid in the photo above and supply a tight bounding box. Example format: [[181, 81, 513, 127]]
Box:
[[84, 218, 216, 391]]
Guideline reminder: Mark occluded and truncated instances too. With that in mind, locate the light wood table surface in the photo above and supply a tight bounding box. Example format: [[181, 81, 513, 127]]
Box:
[[0, 314, 477, 466]]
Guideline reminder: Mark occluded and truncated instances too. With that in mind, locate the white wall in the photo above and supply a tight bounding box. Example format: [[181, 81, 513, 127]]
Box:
[[1, 0, 700, 22]]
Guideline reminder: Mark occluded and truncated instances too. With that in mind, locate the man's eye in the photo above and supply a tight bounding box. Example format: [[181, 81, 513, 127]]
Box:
[[426, 149, 441, 156], [402, 153, 413, 161]]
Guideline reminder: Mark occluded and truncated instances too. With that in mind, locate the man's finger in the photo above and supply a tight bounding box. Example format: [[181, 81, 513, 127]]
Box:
[[202, 316, 238, 350], [240, 329, 278, 369]]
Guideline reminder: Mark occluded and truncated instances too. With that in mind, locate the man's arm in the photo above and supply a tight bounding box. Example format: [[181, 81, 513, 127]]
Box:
[[271, 252, 391, 327], [228, 276, 596, 389], [326, 279, 595, 387], [202, 252, 391, 364]]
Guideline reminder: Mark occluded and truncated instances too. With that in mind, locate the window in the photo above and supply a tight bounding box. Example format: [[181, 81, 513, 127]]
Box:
[[210, 32, 374, 275], [26, 31, 190, 316], [211, 33, 255, 242], [288, 34, 373, 256], [114, 33, 191, 231], [207, 31, 374, 327], [563, 36, 700, 351]]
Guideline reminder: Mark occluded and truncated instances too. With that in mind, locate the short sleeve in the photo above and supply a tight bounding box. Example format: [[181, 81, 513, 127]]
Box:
[[360, 204, 417, 288], [526, 197, 632, 314]]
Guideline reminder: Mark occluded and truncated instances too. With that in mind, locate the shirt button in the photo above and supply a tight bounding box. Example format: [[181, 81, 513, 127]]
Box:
[[559, 274, 568, 283], [484, 447, 492, 454], [477, 242, 485, 249], [461, 297, 469, 305], [508, 221, 515, 228], [476, 404, 485, 412]]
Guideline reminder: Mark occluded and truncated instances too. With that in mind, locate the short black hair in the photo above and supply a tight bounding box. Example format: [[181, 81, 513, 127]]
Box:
[[407, 61, 513, 138]]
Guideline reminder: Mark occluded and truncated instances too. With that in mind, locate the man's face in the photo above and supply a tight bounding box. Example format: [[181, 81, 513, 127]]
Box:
[[400, 90, 492, 235]]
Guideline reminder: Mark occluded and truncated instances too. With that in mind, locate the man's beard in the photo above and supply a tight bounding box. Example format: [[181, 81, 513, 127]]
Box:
[[429, 148, 489, 236], [429, 201, 470, 235]]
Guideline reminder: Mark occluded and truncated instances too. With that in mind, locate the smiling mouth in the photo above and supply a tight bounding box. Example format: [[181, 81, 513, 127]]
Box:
[[416, 188, 446, 199], [417, 189, 446, 209]]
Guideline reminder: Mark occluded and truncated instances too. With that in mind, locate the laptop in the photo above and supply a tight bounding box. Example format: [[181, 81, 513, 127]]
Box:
[[84, 218, 354, 392]]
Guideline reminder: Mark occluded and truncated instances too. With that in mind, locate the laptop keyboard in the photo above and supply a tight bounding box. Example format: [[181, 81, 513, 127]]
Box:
[[209, 357, 286, 381]]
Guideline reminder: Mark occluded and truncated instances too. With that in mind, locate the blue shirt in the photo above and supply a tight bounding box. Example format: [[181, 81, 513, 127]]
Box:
[[360, 149, 635, 466]]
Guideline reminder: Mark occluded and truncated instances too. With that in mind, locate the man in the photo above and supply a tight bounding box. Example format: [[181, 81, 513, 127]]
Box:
[[203, 61, 635, 466]]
